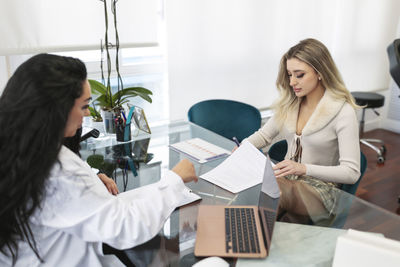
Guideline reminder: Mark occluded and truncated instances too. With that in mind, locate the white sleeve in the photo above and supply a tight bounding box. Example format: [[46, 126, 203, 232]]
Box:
[[306, 105, 361, 184], [42, 162, 187, 250], [246, 115, 280, 149]]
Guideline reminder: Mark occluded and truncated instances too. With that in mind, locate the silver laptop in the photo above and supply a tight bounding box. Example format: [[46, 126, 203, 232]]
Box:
[[194, 156, 280, 258]]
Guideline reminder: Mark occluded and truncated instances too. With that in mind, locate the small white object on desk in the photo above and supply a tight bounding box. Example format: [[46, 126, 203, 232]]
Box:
[[332, 229, 400, 267], [192, 256, 229, 267]]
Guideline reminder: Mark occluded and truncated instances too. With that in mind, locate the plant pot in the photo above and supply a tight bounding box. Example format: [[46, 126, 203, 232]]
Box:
[[101, 109, 116, 134]]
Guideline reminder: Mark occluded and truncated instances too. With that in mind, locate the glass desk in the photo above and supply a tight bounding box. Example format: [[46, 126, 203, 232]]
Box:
[[80, 121, 400, 267]]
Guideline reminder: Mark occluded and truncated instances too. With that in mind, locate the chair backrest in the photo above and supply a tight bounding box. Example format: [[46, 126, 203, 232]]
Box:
[[188, 99, 261, 142], [268, 139, 288, 162], [340, 151, 367, 195], [268, 140, 367, 195], [387, 38, 400, 88]]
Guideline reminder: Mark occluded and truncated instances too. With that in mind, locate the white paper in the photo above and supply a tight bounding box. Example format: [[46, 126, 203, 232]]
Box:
[[169, 138, 231, 163], [261, 155, 280, 198], [200, 140, 277, 194]]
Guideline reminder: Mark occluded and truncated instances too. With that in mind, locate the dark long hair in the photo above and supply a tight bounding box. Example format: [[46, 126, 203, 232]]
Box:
[[63, 127, 83, 157], [0, 54, 87, 264]]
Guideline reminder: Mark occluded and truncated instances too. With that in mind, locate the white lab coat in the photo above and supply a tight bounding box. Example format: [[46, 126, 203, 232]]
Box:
[[0, 146, 188, 266]]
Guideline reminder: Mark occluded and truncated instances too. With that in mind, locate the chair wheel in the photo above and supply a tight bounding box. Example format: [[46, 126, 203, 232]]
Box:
[[377, 156, 385, 164]]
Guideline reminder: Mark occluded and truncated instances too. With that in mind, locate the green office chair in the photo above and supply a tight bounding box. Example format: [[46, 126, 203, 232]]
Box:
[[188, 99, 261, 142], [268, 140, 367, 195]]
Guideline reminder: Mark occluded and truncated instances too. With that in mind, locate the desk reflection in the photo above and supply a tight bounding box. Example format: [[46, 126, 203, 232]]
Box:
[[82, 122, 400, 267]]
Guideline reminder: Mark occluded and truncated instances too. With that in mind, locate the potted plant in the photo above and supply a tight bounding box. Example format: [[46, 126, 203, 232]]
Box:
[[89, 0, 153, 133]]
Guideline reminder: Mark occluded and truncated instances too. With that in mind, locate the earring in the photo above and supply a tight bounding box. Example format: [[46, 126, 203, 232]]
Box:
[[318, 77, 321, 80]]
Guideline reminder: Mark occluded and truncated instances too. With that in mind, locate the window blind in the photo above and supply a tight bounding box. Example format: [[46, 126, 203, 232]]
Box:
[[0, 0, 159, 55]]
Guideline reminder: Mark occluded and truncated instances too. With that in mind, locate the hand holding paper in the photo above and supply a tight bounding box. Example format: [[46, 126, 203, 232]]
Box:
[[200, 140, 279, 196]]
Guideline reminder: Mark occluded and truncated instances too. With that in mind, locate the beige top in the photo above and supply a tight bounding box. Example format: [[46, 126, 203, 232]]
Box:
[[247, 90, 361, 185]]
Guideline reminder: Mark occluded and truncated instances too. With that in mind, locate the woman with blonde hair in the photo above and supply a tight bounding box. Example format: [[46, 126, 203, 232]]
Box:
[[246, 38, 361, 221]]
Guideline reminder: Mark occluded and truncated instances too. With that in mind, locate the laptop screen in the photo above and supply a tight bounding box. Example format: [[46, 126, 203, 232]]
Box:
[[257, 155, 280, 251], [261, 155, 280, 198], [258, 192, 280, 250]]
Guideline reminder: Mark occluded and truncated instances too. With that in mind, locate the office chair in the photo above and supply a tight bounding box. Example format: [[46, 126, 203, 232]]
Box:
[[331, 151, 368, 228], [268, 140, 367, 195], [188, 99, 261, 143], [387, 38, 400, 205], [351, 92, 386, 164], [387, 38, 400, 89]]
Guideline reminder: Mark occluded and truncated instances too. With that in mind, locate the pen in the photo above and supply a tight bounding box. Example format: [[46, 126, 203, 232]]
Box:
[[121, 111, 127, 122], [232, 136, 240, 146]]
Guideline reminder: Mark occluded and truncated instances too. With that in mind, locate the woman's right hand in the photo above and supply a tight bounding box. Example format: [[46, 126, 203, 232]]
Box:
[[172, 159, 198, 183], [97, 173, 119, 195]]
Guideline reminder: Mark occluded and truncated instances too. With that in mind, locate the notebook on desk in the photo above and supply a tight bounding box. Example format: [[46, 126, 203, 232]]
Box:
[[194, 155, 280, 258], [170, 138, 231, 163]]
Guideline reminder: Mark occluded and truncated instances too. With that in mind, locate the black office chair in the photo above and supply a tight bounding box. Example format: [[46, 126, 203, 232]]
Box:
[[188, 99, 261, 143], [387, 39, 400, 205], [387, 38, 400, 89], [351, 92, 386, 164]]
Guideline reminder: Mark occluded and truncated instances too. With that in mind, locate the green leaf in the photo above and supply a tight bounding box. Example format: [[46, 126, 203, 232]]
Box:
[[94, 94, 113, 108], [120, 93, 152, 104], [124, 87, 153, 95], [88, 80, 153, 109], [114, 87, 153, 103], [88, 79, 108, 95], [88, 106, 102, 121]]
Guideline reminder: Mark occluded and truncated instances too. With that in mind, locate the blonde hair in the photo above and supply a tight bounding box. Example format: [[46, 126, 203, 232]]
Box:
[[272, 38, 359, 126]]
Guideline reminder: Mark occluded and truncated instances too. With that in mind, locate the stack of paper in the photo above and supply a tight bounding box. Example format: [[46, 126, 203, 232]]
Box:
[[170, 138, 231, 163]]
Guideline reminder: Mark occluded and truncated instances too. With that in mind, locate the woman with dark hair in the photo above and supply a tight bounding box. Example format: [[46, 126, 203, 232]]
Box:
[[64, 127, 119, 195], [0, 54, 197, 266]]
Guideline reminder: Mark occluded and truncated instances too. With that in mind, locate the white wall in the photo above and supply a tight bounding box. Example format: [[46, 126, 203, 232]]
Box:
[[0, 57, 8, 92], [166, 0, 400, 122]]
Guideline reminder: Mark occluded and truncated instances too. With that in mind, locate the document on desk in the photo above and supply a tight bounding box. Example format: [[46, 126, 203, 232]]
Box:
[[200, 140, 273, 193], [169, 138, 231, 163]]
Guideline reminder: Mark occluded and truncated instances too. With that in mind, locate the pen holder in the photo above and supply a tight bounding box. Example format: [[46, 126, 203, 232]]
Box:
[[116, 125, 125, 142], [115, 122, 131, 142], [120, 106, 137, 142], [113, 107, 132, 142]]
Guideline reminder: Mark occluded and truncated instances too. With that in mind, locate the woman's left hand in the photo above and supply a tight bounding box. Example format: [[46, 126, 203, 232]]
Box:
[[272, 159, 306, 177], [98, 173, 119, 195]]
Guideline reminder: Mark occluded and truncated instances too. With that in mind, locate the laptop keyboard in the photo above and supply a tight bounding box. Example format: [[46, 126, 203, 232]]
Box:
[[263, 209, 276, 240], [225, 208, 260, 253]]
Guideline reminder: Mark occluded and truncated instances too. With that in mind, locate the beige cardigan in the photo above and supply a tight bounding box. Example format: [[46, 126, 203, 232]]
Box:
[[247, 90, 361, 184]]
